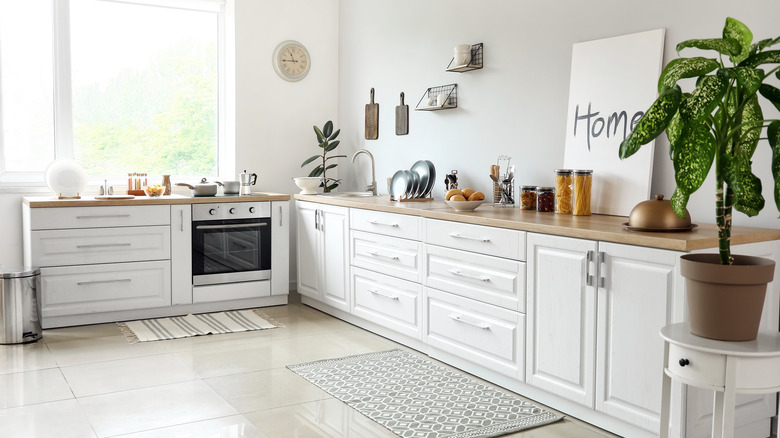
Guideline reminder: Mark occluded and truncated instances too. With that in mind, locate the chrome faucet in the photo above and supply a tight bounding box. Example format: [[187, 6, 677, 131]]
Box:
[[351, 149, 377, 196]]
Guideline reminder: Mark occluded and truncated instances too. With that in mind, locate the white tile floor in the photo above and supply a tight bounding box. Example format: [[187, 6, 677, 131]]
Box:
[[0, 301, 620, 438]]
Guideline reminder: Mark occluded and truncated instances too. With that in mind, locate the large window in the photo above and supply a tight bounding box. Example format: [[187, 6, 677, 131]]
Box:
[[0, 0, 232, 187]]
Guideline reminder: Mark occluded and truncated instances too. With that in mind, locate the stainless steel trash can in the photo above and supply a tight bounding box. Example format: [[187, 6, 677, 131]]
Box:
[[0, 267, 43, 344]]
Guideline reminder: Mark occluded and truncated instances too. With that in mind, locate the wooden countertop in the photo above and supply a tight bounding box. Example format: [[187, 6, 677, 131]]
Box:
[[295, 194, 780, 252], [24, 193, 290, 207]]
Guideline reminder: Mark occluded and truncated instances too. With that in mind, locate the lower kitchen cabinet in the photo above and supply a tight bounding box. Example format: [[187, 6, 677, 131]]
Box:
[[351, 266, 422, 340], [296, 201, 350, 311], [171, 204, 192, 305]]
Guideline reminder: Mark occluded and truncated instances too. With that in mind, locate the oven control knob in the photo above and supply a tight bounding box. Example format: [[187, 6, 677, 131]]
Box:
[[209, 208, 217, 215], [249, 206, 256, 213], [229, 208, 236, 214]]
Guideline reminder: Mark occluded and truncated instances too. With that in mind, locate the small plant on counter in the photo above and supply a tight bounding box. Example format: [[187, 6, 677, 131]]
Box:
[[619, 17, 780, 265], [301, 120, 345, 193]]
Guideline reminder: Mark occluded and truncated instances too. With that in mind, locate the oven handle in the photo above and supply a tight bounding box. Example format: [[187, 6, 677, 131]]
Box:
[[195, 223, 268, 230]]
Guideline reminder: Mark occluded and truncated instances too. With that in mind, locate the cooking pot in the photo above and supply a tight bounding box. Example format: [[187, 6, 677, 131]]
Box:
[[216, 180, 240, 194], [176, 178, 219, 197], [624, 194, 695, 231]]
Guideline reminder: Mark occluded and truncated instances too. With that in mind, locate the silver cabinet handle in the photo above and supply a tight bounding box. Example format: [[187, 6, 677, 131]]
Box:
[[76, 243, 132, 249], [76, 214, 131, 219], [448, 268, 490, 282], [368, 250, 399, 260], [598, 251, 606, 288], [586, 250, 595, 287], [448, 232, 490, 242], [448, 313, 490, 329], [196, 223, 267, 230], [77, 278, 132, 286], [180, 209, 184, 232], [279, 205, 283, 227], [368, 288, 399, 300], [368, 219, 399, 227]]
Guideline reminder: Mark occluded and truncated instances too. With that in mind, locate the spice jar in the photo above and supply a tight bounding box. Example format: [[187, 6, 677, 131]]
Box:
[[520, 185, 537, 210], [536, 186, 555, 212], [572, 169, 593, 216], [554, 169, 572, 214]]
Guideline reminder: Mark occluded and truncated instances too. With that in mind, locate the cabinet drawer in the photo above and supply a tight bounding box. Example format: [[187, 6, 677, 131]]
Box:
[[40, 261, 171, 317], [424, 244, 524, 311], [30, 205, 170, 230], [351, 208, 422, 240], [351, 267, 422, 340], [192, 280, 270, 303], [424, 219, 525, 260], [351, 230, 422, 282], [426, 287, 524, 379], [667, 343, 726, 388], [31, 226, 171, 267]]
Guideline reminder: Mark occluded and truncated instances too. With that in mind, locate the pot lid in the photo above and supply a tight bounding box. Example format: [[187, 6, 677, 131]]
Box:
[[0, 266, 40, 279], [627, 194, 693, 231]]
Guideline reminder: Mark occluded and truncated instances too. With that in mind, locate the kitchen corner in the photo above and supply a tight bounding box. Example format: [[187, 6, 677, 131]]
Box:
[[22, 192, 290, 329]]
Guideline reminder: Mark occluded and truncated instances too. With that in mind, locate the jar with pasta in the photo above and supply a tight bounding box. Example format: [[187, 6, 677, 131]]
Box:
[[572, 169, 593, 216], [536, 186, 555, 212], [520, 185, 536, 210], [554, 169, 572, 214]]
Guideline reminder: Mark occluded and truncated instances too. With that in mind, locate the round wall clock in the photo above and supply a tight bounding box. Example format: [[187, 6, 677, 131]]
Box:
[[273, 40, 311, 82]]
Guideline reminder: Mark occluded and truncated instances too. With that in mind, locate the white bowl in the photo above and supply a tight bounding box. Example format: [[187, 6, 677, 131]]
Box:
[[293, 177, 321, 194], [444, 199, 485, 212]]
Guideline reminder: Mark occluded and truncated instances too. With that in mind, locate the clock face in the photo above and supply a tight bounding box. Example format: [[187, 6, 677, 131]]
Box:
[[273, 41, 310, 82]]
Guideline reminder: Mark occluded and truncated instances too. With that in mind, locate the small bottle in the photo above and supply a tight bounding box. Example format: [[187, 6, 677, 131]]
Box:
[[554, 169, 572, 214], [520, 185, 537, 210], [162, 175, 171, 195], [536, 186, 555, 212], [572, 170, 593, 216], [128, 173, 133, 191], [143, 173, 147, 187]]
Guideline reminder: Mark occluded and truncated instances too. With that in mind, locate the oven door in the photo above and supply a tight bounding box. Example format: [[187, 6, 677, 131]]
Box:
[[192, 217, 271, 286]]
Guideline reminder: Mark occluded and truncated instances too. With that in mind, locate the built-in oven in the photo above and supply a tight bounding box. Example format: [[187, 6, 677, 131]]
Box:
[[191, 202, 271, 286]]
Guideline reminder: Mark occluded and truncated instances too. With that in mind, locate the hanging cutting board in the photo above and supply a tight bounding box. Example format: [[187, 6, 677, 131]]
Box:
[[365, 88, 379, 140], [395, 92, 408, 135]]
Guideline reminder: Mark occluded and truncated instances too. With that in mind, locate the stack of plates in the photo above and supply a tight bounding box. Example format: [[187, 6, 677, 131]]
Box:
[[389, 160, 436, 200]]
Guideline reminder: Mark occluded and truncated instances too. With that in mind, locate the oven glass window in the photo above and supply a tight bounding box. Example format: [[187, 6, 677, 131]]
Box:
[[193, 218, 271, 275]]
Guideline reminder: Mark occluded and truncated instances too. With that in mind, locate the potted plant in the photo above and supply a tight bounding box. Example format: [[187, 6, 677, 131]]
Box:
[[619, 18, 780, 341], [300, 120, 345, 193]]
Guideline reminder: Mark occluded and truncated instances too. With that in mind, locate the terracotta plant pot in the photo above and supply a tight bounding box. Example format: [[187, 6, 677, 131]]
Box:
[[681, 254, 775, 341]]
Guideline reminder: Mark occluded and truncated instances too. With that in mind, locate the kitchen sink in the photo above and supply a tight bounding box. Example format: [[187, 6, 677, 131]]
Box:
[[318, 191, 376, 197]]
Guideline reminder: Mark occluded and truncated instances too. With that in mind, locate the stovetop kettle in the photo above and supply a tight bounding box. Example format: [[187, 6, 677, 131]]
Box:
[[239, 170, 257, 195]]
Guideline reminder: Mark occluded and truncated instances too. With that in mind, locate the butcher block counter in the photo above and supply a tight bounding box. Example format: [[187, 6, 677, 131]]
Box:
[[24, 192, 290, 207], [294, 194, 780, 251]]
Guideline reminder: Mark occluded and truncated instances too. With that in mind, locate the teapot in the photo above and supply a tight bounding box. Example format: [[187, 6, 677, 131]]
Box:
[[239, 170, 257, 195]]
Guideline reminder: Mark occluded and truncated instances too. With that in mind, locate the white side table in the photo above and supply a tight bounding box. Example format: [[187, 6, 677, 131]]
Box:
[[660, 323, 780, 438]]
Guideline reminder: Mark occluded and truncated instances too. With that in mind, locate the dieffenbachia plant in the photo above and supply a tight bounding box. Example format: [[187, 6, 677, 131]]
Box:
[[301, 120, 345, 193], [619, 18, 780, 265]]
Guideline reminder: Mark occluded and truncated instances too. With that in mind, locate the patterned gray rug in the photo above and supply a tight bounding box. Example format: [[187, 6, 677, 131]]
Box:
[[287, 349, 563, 438]]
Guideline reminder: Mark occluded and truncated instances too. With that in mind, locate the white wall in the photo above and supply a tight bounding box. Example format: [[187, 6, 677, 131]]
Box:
[[337, 0, 780, 231]]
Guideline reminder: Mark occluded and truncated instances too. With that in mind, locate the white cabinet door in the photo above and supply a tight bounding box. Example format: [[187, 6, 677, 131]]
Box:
[[271, 201, 290, 296], [596, 242, 680, 433], [170, 205, 192, 305], [296, 201, 321, 300], [296, 201, 350, 311], [526, 233, 597, 407], [320, 205, 350, 311]]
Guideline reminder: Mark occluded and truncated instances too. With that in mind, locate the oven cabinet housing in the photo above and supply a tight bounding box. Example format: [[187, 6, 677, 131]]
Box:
[[270, 200, 290, 297], [171, 204, 192, 305], [23, 205, 173, 328], [296, 201, 350, 312]]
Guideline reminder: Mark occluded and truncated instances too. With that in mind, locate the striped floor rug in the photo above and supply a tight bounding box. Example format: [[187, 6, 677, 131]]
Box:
[[117, 309, 278, 343]]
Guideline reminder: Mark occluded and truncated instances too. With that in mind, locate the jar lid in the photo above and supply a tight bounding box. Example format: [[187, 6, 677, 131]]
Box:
[[536, 186, 554, 192], [573, 169, 593, 175], [0, 266, 40, 279], [554, 169, 573, 174], [520, 185, 537, 190]]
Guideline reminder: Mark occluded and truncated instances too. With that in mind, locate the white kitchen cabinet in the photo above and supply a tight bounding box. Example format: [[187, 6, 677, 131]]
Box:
[[351, 230, 422, 282], [170, 204, 192, 305], [296, 201, 350, 312], [526, 233, 681, 433], [271, 200, 290, 296], [351, 266, 423, 340]]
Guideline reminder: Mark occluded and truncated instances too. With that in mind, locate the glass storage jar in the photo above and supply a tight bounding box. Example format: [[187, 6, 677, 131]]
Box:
[[554, 169, 572, 214], [520, 185, 537, 210], [572, 169, 593, 216], [536, 186, 555, 212]]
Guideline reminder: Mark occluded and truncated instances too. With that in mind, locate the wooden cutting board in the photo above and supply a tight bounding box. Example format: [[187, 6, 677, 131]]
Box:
[[365, 88, 379, 140], [395, 92, 408, 135]]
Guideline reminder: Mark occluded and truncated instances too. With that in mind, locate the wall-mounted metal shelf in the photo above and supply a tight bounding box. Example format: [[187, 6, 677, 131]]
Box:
[[446, 43, 483, 72], [415, 84, 457, 111]]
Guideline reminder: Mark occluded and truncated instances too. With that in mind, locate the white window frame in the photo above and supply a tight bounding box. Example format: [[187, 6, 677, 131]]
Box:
[[0, 0, 235, 192]]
